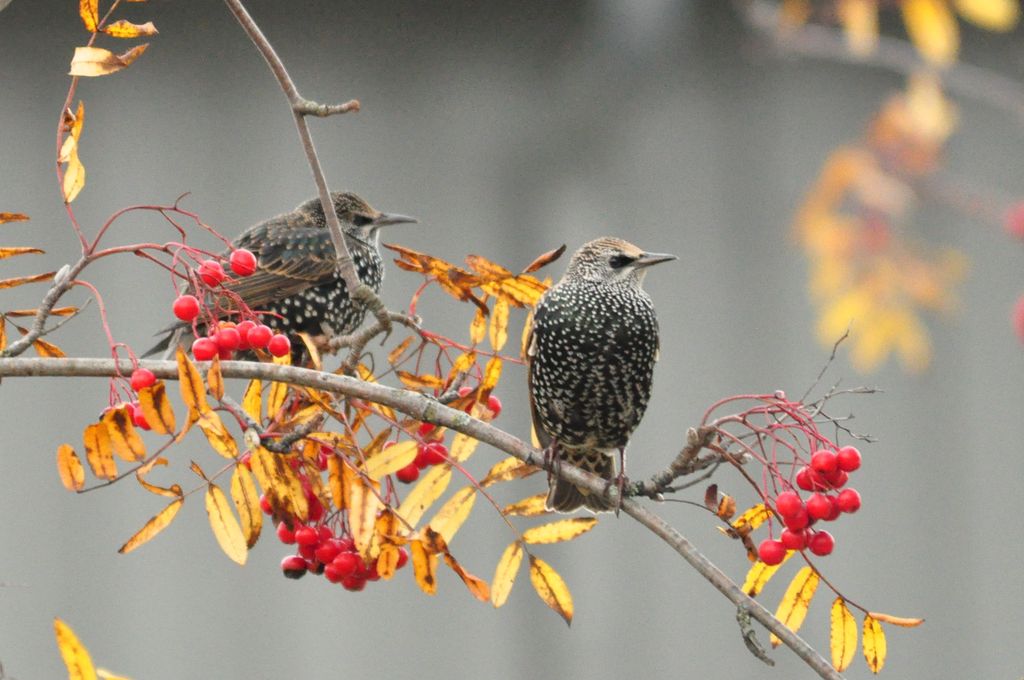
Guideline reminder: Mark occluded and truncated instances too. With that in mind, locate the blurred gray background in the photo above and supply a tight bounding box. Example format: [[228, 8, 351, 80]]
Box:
[[2, 2, 1023, 679]]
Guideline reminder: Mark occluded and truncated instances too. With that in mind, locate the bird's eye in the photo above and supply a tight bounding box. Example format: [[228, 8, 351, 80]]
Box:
[[608, 254, 635, 269], [352, 214, 374, 227]]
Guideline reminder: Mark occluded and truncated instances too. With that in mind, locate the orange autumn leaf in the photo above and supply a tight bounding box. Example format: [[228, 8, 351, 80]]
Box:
[[769, 566, 820, 647], [118, 497, 183, 553], [469, 307, 487, 345], [102, 405, 146, 462], [521, 244, 565, 274], [230, 464, 262, 549], [490, 541, 524, 607], [528, 555, 574, 626], [348, 474, 384, 558], [0, 212, 30, 223], [502, 493, 549, 517], [296, 332, 322, 371], [427, 486, 476, 544], [863, 614, 887, 673], [82, 422, 116, 479], [838, 0, 878, 56], [741, 549, 794, 596], [0, 271, 56, 289], [443, 552, 490, 602], [522, 517, 597, 544], [33, 337, 66, 358], [54, 618, 97, 680], [4, 306, 77, 317], [0, 246, 44, 259], [481, 456, 539, 487], [197, 411, 238, 459], [363, 440, 419, 480], [78, 0, 99, 32], [386, 335, 414, 365], [207, 356, 224, 400], [68, 44, 150, 77], [396, 464, 452, 527], [176, 347, 208, 426], [410, 539, 439, 595], [396, 370, 445, 390], [489, 296, 509, 351], [954, 0, 1019, 31], [327, 454, 345, 512], [134, 469, 181, 499], [56, 444, 85, 491], [205, 483, 248, 565], [137, 382, 175, 435], [830, 597, 858, 672], [102, 19, 159, 38], [867, 611, 925, 628]]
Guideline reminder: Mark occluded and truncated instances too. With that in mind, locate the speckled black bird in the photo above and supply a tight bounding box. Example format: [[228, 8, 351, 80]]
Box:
[[526, 237, 675, 513], [146, 192, 416, 357]]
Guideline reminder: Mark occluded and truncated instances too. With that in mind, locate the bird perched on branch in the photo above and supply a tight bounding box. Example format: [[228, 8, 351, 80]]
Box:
[[526, 237, 675, 513], [146, 192, 417, 358]]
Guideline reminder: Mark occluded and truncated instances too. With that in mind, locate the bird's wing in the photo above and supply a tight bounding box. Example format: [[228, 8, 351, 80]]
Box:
[[524, 305, 553, 450]]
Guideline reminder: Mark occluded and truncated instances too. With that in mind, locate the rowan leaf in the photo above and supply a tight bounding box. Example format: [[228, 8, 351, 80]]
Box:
[[730, 503, 772, 534], [490, 541, 524, 607], [78, 0, 98, 31], [838, 0, 878, 56], [521, 244, 565, 273], [83, 422, 116, 479], [954, 0, 1018, 30], [830, 598, 857, 672], [33, 337, 66, 358], [397, 370, 445, 390], [481, 456, 539, 487], [249, 447, 308, 521], [133, 469, 181, 498], [137, 382, 175, 435], [230, 464, 262, 548], [4, 306, 77, 317], [96, 670, 132, 680], [176, 347, 208, 426], [327, 453, 345, 511], [528, 555, 574, 625], [448, 351, 476, 381], [448, 431, 480, 463], [348, 474, 383, 558], [867, 611, 925, 628], [769, 566, 820, 647], [241, 378, 262, 422], [522, 517, 597, 544], [489, 297, 509, 351], [205, 483, 247, 565], [480, 356, 502, 393], [741, 549, 794, 596], [469, 307, 487, 345], [0, 271, 55, 289], [443, 552, 490, 601], [427, 486, 476, 544], [0, 246, 44, 259], [118, 497, 183, 553], [863, 614, 887, 673], [266, 366, 290, 420], [396, 464, 452, 528], [502, 492, 550, 517], [387, 335, 414, 365], [102, 405, 146, 461], [102, 19, 159, 38], [410, 539, 439, 595], [57, 444, 85, 491], [902, 0, 958, 65], [69, 44, 150, 77], [197, 411, 238, 458], [54, 618, 97, 680], [207, 355, 224, 400], [0, 212, 30, 223]]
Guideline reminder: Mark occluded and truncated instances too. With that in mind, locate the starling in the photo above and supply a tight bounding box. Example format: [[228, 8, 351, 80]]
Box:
[[146, 192, 416, 357], [526, 237, 675, 513]]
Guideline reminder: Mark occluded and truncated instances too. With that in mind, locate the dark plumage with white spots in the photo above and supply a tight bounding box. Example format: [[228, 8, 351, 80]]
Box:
[[526, 237, 675, 513]]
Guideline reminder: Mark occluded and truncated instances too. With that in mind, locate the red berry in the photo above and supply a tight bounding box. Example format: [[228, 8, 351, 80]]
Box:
[[267, 333, 291, 357], [486, 394, 502, 417], [229, 248, 258, 277], [810, 449, 839, 475], [837, 488, 862, 513], [824, 495, 841, 521], [758, 539, 787, 565], [824, 468, 849, 489], [783, 506, 810, 531], [836, 446, 862, 472], [457, 386, 473, 398], [198, 259, 226, 287], [281, 555, 308, 579], [315, 539, 344, 564], [396, 547, 409, 569], [130, 368, 156, 391], [294, 526, 318, 546], [807, 530, 835, 556], [247, 324, 273, 348], [336, 537, 356, 553], [191, 337, 217, 361], [215, 327, 241, 351], [130, 403, 150, 430], [259, 494, 273, 515], [172, 295, 201, 322], [417, 422, 436, 439], [774, 491, 803, 518], [217, 346, 234, 360], [298, 543, 317, 560], [317, 525, 333, 542], [276, 522, 296, 544], [396, 462, 420, 483], [235, 320, 256, 350], [780, 528, 807, 551], [421, 442, 448, 466], [366, 560, 381, 581], [1005, 201, 1024, 239], [306, 560, 325, 575], [806, 493, 832, 521], [306, 496, 324, 523], [796, 465, 828, 491], [332, 552, 361, 578], [341, 575, 367, 591], [323, 562, 345, 583]]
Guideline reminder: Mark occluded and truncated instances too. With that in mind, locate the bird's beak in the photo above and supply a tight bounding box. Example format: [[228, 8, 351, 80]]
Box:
[[635, 251, 677, 268], [374, 212, 419, 227]]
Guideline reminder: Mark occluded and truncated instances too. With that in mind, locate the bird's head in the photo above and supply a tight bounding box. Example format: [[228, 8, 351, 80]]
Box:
[[563, 237, 676, 286], [329, 192, 418, 244]]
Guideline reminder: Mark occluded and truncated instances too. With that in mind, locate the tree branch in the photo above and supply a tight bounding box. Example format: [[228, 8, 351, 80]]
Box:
[[0, 355, 839, 679]]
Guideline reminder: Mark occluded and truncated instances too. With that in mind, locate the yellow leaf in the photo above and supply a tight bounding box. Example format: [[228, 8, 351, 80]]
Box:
[[830, 598, 857, 672], [769, 566, 820, 647], [68, 44, 150, 77], [231, 464, 262, 549], [386, 335, 414, 365], [54, 618, 97, 680], [410, 539, 439, 595], [839, 0, 878, 56], [134, 469, 181, 499], [867, 611, 925, 628], [732, 503, 773, 533], [102, 19, 159, 38], [83, 422, 117, 479], [56, 444, 85, 492], [0, 271, 56, 289], [137, 382, 175, 435], [427, 486, 476, 544], [469, 307, 487, 345], [502, 493, 550, 517], [205, 483, 248, 565], [396, 464, 452, 528], [397, 370, 445, 390], [954, 0, 1019, 30], [489, 297, 509, 351], [490, 541, 524, 607], [481, 356, 502, 393], [348, 475, 383, 558], [242, 378, 262, 422], [481, 456, 539, 487], [448, 431, 480, 463], [449, 351, 476, 380], [295, 332, 322, 371], [118, 497, 183, 553], [0, 246, 44, 259], [327, 454, 345, 511], [528, 555, 574, 625], [902, 0, 958, 65], [197, 411, 238, 458], [266, 373, 289, 421], [443, 552, 490, 601], [207, 355, 224, 400], [176, 347, 208, 426], [522, 517, 597, 544], [102, 405, 146, 462], [249, 447, 308, 521], [863, 614, 887, 673], [741, 549, 794, 596], [96, 670, 132, 680], [78, 0, 98, 32]]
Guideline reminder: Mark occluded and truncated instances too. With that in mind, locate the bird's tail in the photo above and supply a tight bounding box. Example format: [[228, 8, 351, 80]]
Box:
[[141, 324, 190, 358], [545, 447, 616, 514]]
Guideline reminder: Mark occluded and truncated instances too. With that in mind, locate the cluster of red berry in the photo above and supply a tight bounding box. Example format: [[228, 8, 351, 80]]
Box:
[[168, 249, 292, 360], [758, 446, 863, 565]]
